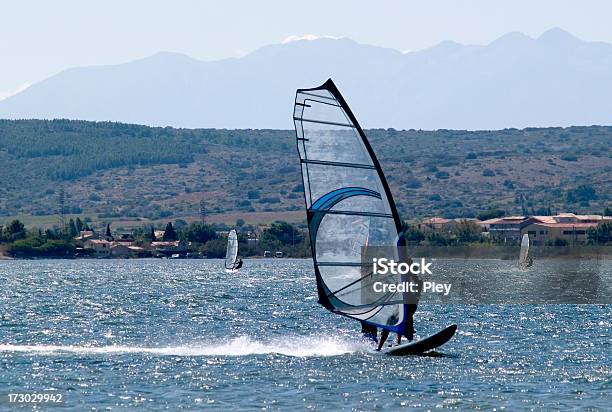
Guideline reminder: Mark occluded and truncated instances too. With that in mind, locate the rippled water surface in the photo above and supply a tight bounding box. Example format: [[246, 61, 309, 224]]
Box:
[[0, 259, 610, 410]]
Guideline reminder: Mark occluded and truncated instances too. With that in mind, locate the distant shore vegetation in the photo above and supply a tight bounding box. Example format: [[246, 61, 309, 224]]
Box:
[[1, 215, 610, 259], [0, 119, 610, 223], [0, 218, 311, 259]]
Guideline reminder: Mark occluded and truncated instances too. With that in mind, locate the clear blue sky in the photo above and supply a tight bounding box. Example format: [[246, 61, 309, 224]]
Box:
[[1, 0, 610, 98]]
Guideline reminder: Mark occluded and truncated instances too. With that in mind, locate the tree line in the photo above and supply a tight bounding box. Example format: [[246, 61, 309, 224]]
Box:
[[0, 219, 311, 258], [402, 220, 612, 247], [3, 216, 611, 259]]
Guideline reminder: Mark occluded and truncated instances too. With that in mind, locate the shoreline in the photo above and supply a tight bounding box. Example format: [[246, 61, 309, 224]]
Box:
[[2, 255, 611, 261]]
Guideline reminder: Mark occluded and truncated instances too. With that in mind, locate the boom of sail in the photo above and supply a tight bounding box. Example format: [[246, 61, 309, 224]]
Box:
[[293, 79, 407, 333], [225, 229, 239, 270]]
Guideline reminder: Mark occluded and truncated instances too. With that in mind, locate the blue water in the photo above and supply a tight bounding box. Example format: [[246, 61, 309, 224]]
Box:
[[0, 259, 610, 410]]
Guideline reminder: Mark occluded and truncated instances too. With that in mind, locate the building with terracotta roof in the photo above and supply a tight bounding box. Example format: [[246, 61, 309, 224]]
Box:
[[83, 239, 112, 257], [110, 244, 144, 258], [479, 213, 610, 243], [482, 216, 530, 242], [417, 217, 453, 233], [521, 213, 611, 244], [150, 239, 190, 256], [75, 230, 95, 240], [521, 222, 598, 244], [553, 213, 611, 224]]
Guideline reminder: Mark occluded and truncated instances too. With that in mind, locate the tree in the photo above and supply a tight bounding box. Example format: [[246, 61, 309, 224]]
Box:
[[75, 217, 84, 233], [604, 206, 612, 217], [236, 218, 245, 227], [150, 226, 157, 242], [201, 237, 227, 258], [7, 235, 74, 257], [6, 220, 26, 241], [587, 222, 612, 244], [477, 209, 505, 221], [258, 221, 306, 255], [105, 223, 113, 240], [181, 222, 217, 243], [163, 222, 178, 241], [68, 218, 78, 238], [567, 185, 597, 203], [426, 232, 449, 246], [403, 225, 425, 244], [261, 221, 303, 246], [453, 220, 482, 243], [174, 219, 188, 230], [34, 239, 75, 256]]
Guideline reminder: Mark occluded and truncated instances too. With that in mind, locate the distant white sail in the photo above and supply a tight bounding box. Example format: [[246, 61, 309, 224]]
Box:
[[519, 234, 531, 267], [225, 229, 239, 270]]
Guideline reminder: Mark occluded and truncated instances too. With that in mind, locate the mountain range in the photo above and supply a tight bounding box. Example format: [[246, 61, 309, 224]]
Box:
[[1, 28, 611, 130]]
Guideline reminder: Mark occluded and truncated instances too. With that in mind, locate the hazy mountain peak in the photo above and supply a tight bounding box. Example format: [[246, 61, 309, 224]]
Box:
[[281, 34, 343, 44], [136, 51, 200, 64], [1, 28, 611, 130], [488, 31, 533, 47], [245, 36, 365, 60], [537, 27, 581, 44], [421, 40, 465, 54]]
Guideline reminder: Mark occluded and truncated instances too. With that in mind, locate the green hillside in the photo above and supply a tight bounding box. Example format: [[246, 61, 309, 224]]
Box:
[[0, 119, 610, 227]]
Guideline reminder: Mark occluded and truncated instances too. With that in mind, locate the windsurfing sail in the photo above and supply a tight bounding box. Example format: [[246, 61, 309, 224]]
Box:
[[519, 233, 530, 267], [225, 229, 239, 270], [293, 78, 407, 334]]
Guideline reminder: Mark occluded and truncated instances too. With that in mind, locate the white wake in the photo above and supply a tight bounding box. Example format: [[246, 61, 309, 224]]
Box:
[[0, 336, 367, 358]]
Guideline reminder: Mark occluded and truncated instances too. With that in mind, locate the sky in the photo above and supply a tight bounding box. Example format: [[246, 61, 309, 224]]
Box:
[[1, 0, 611, 99]]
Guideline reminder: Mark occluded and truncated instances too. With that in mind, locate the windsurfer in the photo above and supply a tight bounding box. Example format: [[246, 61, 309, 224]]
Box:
[[234, 258, 243, 270], [376, 253, 421, 351], [376, 303, 419, 350]]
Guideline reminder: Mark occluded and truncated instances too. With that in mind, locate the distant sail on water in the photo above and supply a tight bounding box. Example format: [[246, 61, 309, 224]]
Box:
[[225, 229, 239, 270], [519, 233, 531, 267], [293, 79, 407, 333]]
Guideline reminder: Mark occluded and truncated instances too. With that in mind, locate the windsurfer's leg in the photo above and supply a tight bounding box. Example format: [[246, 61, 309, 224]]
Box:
[[405, 304, 417, 341], [376, 329, 390, 351]]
